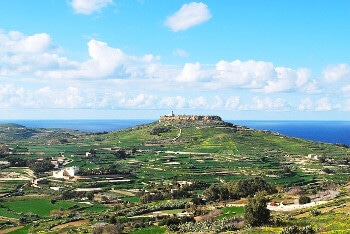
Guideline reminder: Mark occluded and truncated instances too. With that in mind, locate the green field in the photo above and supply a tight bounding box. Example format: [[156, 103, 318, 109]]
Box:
[[1, 198, 77, 217]]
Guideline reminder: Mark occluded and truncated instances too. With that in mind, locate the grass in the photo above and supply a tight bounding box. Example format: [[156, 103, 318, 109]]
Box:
[[121, 196, 140, 203], [128, 226, 166, 234], [217, 206, 244, 219], [1, 199, 76, 217], [0, 207, 21, 218], [6, 225, 31, 234]]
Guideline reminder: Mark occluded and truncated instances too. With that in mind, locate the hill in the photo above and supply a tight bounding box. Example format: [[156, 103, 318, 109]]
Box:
[[0, 115, 350, 233], [0, 122, 85, 143]]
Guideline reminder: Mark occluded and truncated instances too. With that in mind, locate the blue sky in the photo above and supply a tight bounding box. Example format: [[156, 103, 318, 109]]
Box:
[[0, 0, 349, 120]]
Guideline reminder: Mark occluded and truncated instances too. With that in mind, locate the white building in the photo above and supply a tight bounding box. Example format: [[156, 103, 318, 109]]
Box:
[[52, 166, 79, 179]]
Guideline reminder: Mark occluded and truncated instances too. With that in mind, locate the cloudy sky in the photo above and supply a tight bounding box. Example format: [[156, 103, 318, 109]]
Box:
[[0, 0, 349, 120]]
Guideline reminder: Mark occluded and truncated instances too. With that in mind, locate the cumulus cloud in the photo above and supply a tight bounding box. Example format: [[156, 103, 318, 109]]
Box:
[[323, 63, 350, 83], [225, 96, 240, 110], [0, 31, 58, 76], [119, 93, 158, 108], [0, 31, 52, 54], [298, 97, 314, 111], [0, 33, 160, 80], [71, 0, 113, 15], [82, 39, 128, 76], [215, 60, 274, 88], [165, 2, 211, 32], [262, 67, 311, 93], [214, 59, 312, 93], [2, 29, 348, 116], [240, 97, 286, 111], [177, 62, 202, 82], [160, 96, 187, 108], [316, 97, 332, 111], [0, 85, 85, 108], [189, 96, 208, 108], [176, 62, 214, 82]]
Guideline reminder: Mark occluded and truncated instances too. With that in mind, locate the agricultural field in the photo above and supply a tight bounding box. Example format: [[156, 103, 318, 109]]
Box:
[[0, 116, 350, 233]]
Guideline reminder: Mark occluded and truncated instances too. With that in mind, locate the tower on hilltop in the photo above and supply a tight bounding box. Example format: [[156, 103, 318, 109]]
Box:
[[166, 111, 175, 117]]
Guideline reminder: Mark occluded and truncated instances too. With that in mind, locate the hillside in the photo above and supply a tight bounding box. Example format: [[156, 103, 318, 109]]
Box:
[[88, 115, 350, 185], [0, 123, 85, 143], [0, 115, 350, 233]]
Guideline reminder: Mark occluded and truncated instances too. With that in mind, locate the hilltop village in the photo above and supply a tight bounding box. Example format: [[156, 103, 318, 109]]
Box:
[[0, 116, 350, 233]]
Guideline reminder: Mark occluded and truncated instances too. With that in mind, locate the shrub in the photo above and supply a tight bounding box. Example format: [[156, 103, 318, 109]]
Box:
[[244, 193, 270, 227], [310, 209, 321, 216], [280, 225, 315, 234], [299, 195, 311, 204]]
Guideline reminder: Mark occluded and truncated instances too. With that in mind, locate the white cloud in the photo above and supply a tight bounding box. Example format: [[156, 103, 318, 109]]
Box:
[[165, 2, 211, 32], [225, 96, 240, 110], [0, 85, 86, 109], [344, 100, 350, 111], [83, 39, 128, 76], [215, 60, 274, 88], [298, 97, 313, 111], [119, 93, 158, 108], [323, 63, 350, 83], [71, 0, 113, 15], [2, 29, 349, 117], [241, 97, 286, 111], [177, 62, 203, 82], [0, 31, 52, 54], [342, 85, 350, 96], [173, 48, 188, 57], [160, 96, 187, 108], [0, 31, 57, 76], [262, 67, 311, 93], [300, 80, 321, 94], [189, 96, 208, 108], [214, 59, 312, 93], [315, 97, 332, 111], [212, 95, 223, 109]]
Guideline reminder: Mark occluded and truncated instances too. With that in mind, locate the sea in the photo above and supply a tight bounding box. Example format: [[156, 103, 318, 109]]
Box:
[[0, 119, 349, 146]]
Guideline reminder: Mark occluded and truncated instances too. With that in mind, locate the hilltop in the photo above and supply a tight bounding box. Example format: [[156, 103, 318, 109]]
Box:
[[159, 113, 223, 122]]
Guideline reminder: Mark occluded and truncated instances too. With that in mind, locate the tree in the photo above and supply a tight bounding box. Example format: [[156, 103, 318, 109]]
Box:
[[29, 159, 55, 174], [202, 184, 229, 201], [244, 193, 270, 227], [113, 149, 127, 159], [299, 195, 311, 205], [227, 177, 276, 199]]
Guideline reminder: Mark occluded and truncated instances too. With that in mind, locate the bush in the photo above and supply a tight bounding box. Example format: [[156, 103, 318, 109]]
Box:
[[310, 209, 321, 216], [244, 193, 270, 227], [299, 195, 311, 204], [280, 225, 315, 234]]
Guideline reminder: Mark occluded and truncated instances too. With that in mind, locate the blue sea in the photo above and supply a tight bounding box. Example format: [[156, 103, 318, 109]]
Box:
[[233, 120, 350, 146], [0, 119, 349, 145]]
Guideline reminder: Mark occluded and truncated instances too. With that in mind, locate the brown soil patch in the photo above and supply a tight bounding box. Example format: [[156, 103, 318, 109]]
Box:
[[0, 226, 24, 234], [51, 219, 89, 230], [111, 189, 135, 196]]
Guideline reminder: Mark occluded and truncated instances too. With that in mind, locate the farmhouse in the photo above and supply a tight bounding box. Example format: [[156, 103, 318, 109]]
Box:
[[52, 166, 79, 179]]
